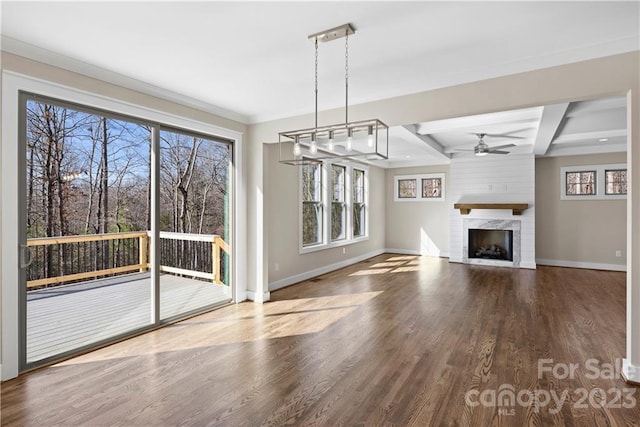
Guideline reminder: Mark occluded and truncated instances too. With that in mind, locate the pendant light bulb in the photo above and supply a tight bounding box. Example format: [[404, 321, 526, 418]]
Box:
[[310, 133, 317, 154], [293, 136, 302, 157], [346, 128, 353, 152], [367, 126, 374, 147], [328, 131, 334, 151]]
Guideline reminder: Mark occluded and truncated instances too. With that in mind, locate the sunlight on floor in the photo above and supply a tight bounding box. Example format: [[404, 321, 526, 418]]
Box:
[[54, 291, 383, 365], [349, 255, 431, 276]]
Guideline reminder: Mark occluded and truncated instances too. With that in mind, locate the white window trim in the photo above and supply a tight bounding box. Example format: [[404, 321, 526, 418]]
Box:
[[299, 160, 369, 254], [394, 173, 446, 202], [560, 163, 626, 200]]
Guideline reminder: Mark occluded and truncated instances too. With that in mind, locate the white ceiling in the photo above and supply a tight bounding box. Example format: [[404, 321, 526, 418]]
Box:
[[1, 1, 637, 167], [378, 96, 627, 168]]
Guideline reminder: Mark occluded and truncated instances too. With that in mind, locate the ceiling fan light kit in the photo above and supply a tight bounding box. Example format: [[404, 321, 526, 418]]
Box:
[[279, 23, 389, 166]]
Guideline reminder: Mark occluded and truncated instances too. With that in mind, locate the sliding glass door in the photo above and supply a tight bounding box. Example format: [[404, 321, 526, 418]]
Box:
[[20, 93, 233, 369]]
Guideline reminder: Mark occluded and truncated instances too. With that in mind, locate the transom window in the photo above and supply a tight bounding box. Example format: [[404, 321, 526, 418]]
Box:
[[394, 173, 446, 202], [565, 171, 596, 196], [422, 177, 442, 198], [561, 163, 626, 200], [605, 169, 627, 195]]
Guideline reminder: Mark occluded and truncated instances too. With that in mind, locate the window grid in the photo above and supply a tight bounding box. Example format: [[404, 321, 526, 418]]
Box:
[[566, 171, 596, 196], [605, 169, 627, 195], [398, 179, 417, 199], [422, 178, 442, 198]]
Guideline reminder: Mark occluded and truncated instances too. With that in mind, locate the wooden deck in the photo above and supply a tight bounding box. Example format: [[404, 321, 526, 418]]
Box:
[[27, 273, 231, 363]]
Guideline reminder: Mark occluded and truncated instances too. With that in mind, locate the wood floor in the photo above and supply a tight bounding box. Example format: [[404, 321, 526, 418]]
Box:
[[1, 254, 637, 426]]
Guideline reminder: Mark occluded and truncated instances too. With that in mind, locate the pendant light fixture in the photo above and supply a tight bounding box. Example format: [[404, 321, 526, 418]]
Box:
[[279, 23, 389, 165]]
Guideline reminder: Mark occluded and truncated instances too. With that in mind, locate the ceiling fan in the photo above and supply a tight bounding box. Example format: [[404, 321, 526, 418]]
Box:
[[455, 133, 518, 156]]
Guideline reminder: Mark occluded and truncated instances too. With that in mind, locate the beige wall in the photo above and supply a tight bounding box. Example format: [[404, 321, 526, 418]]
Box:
[[265, 143, 386, 286], [385, 165, 450, 256], [536, 153, 627, 267], [0, 53, 246, 133]]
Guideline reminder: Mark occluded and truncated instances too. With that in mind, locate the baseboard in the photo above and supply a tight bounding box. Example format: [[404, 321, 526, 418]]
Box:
[[622, 359, 640, 385], [269, 248, 386, 292], [246, 291, 270, 302], [520, 261, 537, 270], [536, 258, 626, 272], [385, 248, 421, 256], [235, 291, 248, 302], [385, 248, 450, 258]]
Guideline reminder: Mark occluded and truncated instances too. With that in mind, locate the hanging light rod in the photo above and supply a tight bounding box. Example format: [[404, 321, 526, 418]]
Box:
[[279, 22, 388, 166], [308, 23, 356, 43]]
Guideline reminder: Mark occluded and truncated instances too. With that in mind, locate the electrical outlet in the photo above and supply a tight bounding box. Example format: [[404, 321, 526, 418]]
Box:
[[616, 250, 622, 257], [274, 263, 280, 271], [342, 247, 346, 254]]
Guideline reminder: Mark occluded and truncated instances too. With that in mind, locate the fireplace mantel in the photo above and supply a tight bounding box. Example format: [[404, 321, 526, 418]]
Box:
[[454, 203, 529, 216]]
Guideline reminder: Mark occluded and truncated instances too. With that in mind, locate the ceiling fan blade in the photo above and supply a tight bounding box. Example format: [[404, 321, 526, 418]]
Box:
[[488, 143, 516, 150], [488, 150, 510, 155], [453, 148, 475, 152], [484, 133, 525, 139]]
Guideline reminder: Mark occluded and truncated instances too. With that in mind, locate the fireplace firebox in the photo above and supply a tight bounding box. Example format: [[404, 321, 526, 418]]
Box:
[[468, 229, 514, 261]]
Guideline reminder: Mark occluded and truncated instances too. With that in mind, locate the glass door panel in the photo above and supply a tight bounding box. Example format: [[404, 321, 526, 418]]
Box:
[[23, 96, 153, 366], [158, 128, 232, 320]]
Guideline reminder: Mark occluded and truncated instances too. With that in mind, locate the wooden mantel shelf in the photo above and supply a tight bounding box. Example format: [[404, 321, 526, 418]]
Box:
[[453, 203, 529, 216]]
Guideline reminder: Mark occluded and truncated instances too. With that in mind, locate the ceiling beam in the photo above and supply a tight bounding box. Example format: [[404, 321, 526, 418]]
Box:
[[393, 125, 451, 161], [533, 103, 570, 156]]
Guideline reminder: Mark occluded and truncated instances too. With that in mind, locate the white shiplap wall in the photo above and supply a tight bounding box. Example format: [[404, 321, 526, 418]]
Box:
[[449, 154, 536, 268]]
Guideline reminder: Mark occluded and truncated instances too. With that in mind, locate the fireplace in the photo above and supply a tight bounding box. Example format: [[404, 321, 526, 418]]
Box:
[[462, 219, 521, 268], [468, 229, 513, 261]]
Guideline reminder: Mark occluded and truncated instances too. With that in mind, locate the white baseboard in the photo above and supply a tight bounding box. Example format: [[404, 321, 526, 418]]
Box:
[[536, 258, 626, 272], [622, 359, 640, 385], [520, 261, 537, 270], [269, 248, 386, 292], [246, 291, 270, 302], [385, 248, 421, 256], [385, 248, 450, 258]]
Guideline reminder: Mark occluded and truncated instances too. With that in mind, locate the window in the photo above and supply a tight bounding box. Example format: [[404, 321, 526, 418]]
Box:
[[561, 164, 626, 200], [565, 171, 596, 196], [398, 179, 417, 199], [605, 169, 627, 195], [302, 161, 323, 246], [394, 173, 446, 202], [331, 164, 347, 241], [353, 168, 366, 237], [422, 177, 442, 198], [299, 161, 368, 252]]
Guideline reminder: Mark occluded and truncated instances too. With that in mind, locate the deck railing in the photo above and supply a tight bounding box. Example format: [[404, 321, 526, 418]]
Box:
[[26, 231, 229, 289]]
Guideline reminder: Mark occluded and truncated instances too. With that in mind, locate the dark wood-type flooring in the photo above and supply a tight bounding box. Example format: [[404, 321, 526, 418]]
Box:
[[1, 254, 637, 426]]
